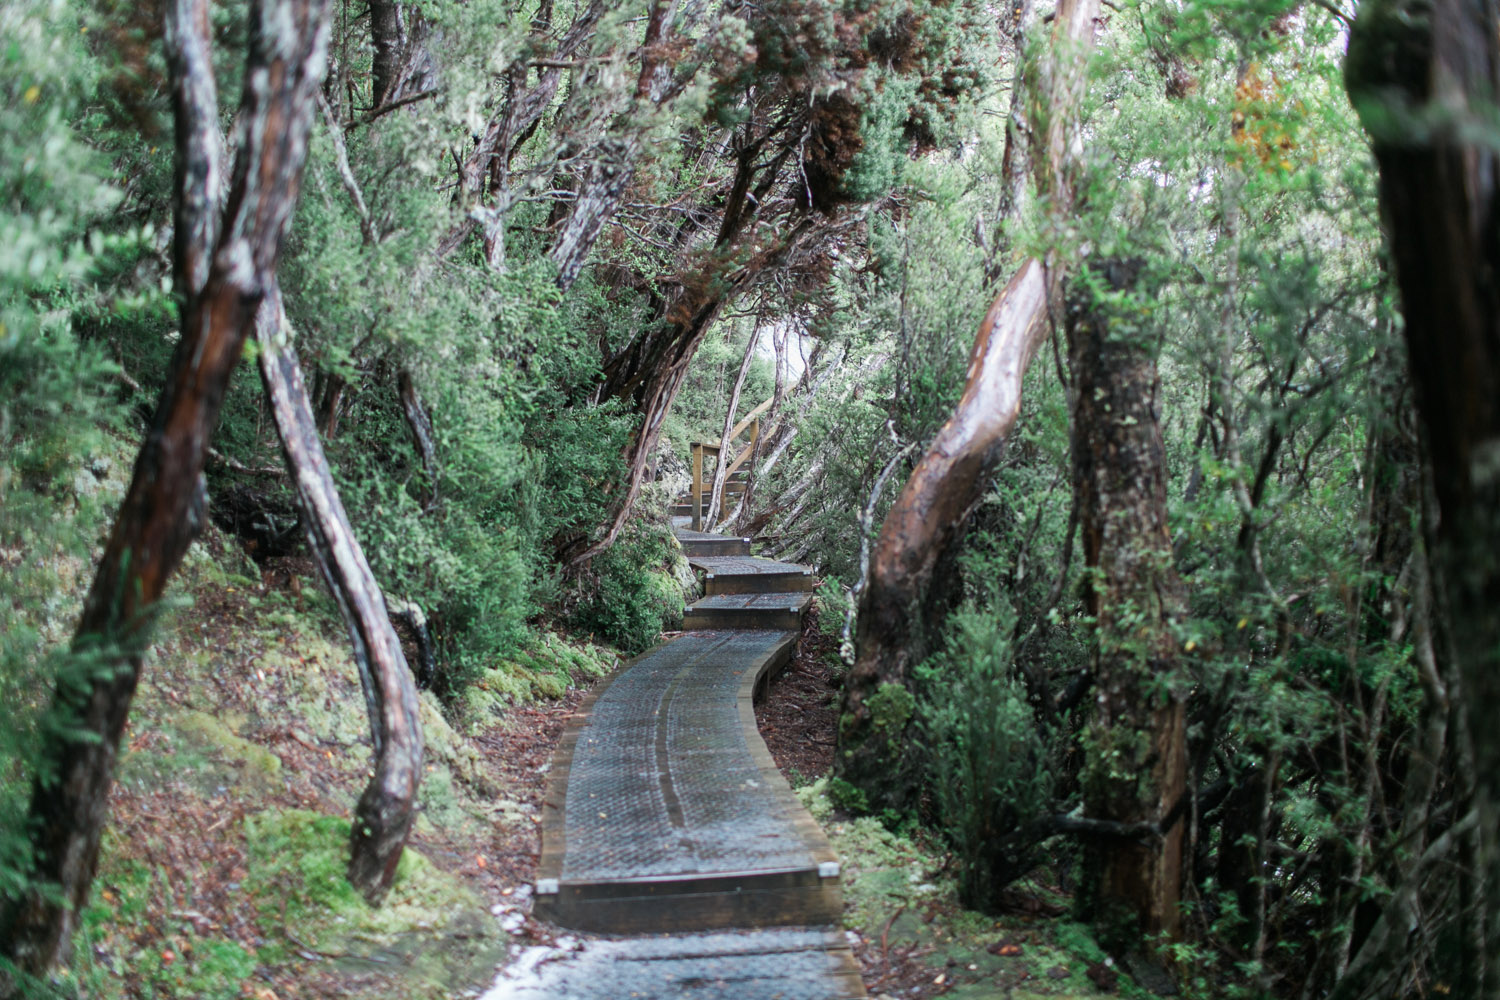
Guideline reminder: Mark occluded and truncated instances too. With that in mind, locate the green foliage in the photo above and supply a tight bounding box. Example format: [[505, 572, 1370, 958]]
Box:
[[0, 0, 135, 924], [916, 599, 1052, 912], [866, 681, 916, 734], [826, 776, 871, 815], [567, 504, 686, 654]]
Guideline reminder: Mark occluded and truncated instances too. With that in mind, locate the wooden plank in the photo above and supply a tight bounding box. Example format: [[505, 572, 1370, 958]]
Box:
[[682, 606, 803, 630], [690, 555, 814, 595], [536, 874, 842, 934], [683, 591, 810, 629], [704, 571, 813, 596], [676, 535, 752, 557], [729, 397, 773, 442]]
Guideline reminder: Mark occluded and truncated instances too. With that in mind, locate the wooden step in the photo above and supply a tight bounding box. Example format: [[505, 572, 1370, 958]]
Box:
[[536, 866, 842, 934], [690, 555, 814, 595], [675, 529, 752, 557], [682, 592, 812, 631]]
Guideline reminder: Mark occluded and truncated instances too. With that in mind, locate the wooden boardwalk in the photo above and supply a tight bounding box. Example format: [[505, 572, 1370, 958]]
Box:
[[526, 528, 865, 999]]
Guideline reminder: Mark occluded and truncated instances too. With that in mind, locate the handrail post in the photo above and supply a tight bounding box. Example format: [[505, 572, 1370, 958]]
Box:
[[691, 442, 703, 531]]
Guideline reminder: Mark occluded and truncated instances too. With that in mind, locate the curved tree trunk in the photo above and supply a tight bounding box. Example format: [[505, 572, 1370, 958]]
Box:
[[837, 260, 1050, 811], [397, 368, 439, 511], [835, 0, 1098, 815], [0, 0, 329, 976], [550, 137, 638, 292], [567, 216, 819, 567], [256, 289, 424, 902], [1347, 1, 1500, 988]]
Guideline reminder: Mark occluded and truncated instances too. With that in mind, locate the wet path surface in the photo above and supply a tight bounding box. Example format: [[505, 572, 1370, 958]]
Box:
[[496, 531, 864, 999]]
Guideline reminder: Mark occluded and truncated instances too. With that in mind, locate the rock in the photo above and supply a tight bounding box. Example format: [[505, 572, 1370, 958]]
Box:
[[1123, 951, 1180, 996], [1087, 960, 1119, 991]]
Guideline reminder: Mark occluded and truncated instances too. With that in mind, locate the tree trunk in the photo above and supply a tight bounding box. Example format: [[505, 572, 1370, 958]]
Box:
[[567, 216, 818, 566], [397, 369, 438, 511], [549, 138, 637, 291], [837, 260, 1050, 812], [835, 0, 1099, 815], [368, 0, 405, 107], [566, 296, 726, 564], [705, 330, 759, 527], [1067, 259, 1187, 945], [317, 372, 346, 438], [985, 0, 1035, 282], [256, 288, 424, 902], [1347, 2, 1500, 989], [0, 0, 329, 976]]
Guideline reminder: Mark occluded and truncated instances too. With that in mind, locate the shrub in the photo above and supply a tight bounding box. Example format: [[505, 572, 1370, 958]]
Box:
[[567, 503, 685, 655], [915, 598, 1052, 913]]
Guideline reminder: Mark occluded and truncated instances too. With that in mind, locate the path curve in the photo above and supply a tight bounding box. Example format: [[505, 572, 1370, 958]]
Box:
[[514, 533, 864, 999]]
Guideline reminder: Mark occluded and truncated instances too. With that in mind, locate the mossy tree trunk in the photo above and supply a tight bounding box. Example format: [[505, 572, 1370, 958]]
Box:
[[1067, 260, 1188, 946], [1346, 1, 1500, 989], [0, 0, 329, 976]]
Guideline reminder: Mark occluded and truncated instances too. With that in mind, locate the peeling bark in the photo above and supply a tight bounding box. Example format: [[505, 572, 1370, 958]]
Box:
[[0, 0, 329, 974], [837, 260, 1051, 812], [256, 288, 423, 903]]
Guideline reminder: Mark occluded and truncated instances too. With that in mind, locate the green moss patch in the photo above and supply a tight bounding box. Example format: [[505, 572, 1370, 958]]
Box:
[[244, 808, 503, 992], [797, 779, 1150, 998], [463, 630, 620, 720], [173, 710, 283, 791]]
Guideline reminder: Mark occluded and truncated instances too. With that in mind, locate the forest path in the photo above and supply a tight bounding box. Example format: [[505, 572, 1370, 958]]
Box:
[[491, 529, 864, 999]]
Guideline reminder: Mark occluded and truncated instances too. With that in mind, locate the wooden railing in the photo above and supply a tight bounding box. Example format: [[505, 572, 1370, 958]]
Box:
[[690, 397, 772, 531]]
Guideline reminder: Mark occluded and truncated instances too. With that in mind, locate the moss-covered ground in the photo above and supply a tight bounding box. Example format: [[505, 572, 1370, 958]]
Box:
[[60, 522, 619, 1000], [797, 778, 1153, 1000]]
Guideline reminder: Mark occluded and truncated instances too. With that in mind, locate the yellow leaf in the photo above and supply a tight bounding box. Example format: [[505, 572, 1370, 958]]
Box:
[[1237, 618, 1249, 630], [1184, 640, 1197, 653], [23, 86, 40, 104]]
